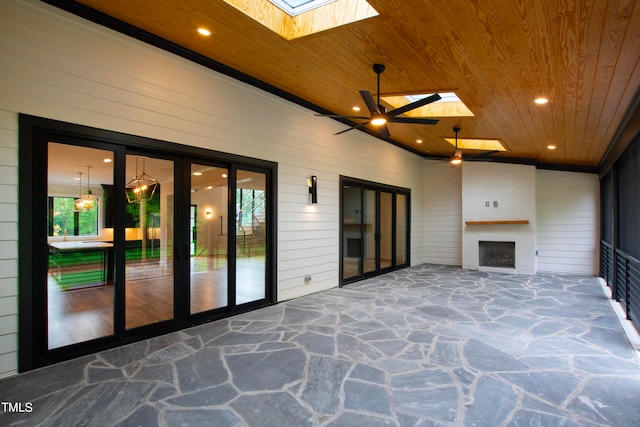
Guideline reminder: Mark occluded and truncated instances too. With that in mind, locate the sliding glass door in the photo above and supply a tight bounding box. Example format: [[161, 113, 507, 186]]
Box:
[[341, 177, 410, 284], [47, 143, 116, 348], [235, 169, 267, 305], [22, 116, 276, 371], [189, 163, 229, 314], [124, 155, 175, 329]]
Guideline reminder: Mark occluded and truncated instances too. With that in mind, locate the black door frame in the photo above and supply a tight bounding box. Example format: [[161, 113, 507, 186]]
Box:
[[18, 115, 278, 371], [339, 176, 410, 286]]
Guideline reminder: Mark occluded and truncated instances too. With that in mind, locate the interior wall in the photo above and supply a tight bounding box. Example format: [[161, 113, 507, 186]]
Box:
[[0, 0, 426, 377]]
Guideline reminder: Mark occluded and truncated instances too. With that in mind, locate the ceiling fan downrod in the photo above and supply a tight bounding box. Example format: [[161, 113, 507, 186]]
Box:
[[373, 63, 385, 107]]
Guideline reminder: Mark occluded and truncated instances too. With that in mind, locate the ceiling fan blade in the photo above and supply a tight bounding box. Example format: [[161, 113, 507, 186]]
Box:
[[466, 150, 500, 159], [388, 117, 439, 125], [359, 90, 381, 115], [335, 121, 370, 135], [387, 93, 441, 118], [377, 123, 390, 139], [315, 114, 371, 119]]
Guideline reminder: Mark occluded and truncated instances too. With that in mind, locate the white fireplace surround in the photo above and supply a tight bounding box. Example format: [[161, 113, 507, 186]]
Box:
[[463, 223, 536, 274], [461, 163, 537, 275]]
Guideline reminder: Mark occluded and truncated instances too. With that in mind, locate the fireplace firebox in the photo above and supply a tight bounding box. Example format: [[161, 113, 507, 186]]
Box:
[[479, 241, 515, 268]]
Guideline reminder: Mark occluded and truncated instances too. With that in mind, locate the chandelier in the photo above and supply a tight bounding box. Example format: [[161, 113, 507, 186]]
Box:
[[74, 166, 97, 212], [126, 157, 158, 203]]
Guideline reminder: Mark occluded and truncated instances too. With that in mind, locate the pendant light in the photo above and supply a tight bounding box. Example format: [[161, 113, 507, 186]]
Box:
[[126, 157, 158, 203], [74, 166, 97, 212], [450, 126, 463, 165]]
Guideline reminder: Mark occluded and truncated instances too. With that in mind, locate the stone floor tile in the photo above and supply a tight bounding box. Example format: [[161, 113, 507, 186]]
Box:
[[2, 264, 639, 427]]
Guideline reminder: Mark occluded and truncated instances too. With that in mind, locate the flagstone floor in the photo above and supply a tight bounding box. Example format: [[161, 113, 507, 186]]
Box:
[[2, 264, 640, 426]]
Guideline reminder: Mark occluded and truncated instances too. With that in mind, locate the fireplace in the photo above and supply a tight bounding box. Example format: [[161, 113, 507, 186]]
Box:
[[479, 241, 515, 268]]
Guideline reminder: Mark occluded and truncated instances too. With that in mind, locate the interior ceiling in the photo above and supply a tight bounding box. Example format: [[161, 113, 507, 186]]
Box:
[[61, 0, 640, 169]]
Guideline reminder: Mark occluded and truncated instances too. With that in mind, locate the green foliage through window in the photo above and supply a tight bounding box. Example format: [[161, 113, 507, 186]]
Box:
[[48, 197, 98, 236]]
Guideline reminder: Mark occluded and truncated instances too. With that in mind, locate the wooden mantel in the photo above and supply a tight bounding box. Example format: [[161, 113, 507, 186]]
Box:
[[465, 220, 529, 225]]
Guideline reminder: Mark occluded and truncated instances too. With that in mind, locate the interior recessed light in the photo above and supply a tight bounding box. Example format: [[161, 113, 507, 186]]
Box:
[[193, 172, 202, 176], [352, 106, 361, 111], [547, 144, 557, 150], [103, 158, 112, 163], [416, 139, 423, 143], [222, 173, 228, 178], [197, 27, 211, 36], [534, 97, 549, 105]]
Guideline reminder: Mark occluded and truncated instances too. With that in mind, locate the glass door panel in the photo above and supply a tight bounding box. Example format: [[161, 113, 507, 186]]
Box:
[[47, 143, 115, 349], [379, 192, 393, 269], [363, 189, 377, 274], [236, 170, 267, 304], [125, 155, 174, 329], [396, 193, 407, 265], [342, 185, 362, 279], [190, 164, 229, 314]]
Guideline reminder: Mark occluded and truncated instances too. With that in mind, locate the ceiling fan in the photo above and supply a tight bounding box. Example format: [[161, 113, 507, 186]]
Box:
[[448, 126, 500, 166], [316, 63, 441, 138]]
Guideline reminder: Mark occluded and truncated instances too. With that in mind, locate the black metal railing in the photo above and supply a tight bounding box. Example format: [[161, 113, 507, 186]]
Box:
[[600, 240, 614, 287], [611, 246, 640, 323]]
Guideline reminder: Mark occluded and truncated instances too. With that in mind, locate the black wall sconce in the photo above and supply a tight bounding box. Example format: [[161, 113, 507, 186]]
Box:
[[309, 175, 318, 204]]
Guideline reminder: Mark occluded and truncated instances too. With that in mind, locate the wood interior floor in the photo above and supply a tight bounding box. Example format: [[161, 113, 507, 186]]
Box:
[[47, 256, 265, 349]]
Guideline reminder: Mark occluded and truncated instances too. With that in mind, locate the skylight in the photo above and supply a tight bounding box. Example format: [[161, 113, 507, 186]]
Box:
[[381, 92, 474, 117], [222, 0, 378, 40], [269, 0, 336, 16], [443, 137, 506, 152]]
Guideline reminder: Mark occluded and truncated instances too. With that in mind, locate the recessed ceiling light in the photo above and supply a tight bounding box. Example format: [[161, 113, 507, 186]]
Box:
[[222, 173, 228, 178], [193, 172, 203, 176], [206, 185, 213, 190], [534, 97, 549, 105], [103, 158, 112, 163], [416, 139, 423, 144], [352, 106, 361, 111], [197, 27, 211, 36], [547, 144, 557, 150]]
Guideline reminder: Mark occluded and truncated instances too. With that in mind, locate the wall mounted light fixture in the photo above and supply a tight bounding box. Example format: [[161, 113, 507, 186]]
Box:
[[205, 209, 213, 218], [309, 175, 318, 204]]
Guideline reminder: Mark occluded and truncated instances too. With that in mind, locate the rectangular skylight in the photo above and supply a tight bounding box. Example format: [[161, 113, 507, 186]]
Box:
[[381, 92, 474, 117], [444, 138, 506, 152], [269, 0, 336, 16]]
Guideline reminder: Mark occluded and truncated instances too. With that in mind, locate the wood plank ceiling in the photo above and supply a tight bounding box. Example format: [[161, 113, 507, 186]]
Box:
[[60, 0, 640, 168]]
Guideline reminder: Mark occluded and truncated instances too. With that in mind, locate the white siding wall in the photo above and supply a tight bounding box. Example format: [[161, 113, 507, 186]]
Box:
[[536, 170, 600, 274], [0, 111, 18, 378], [0, 0, 426, 376], [423, 161, 462, 265]]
